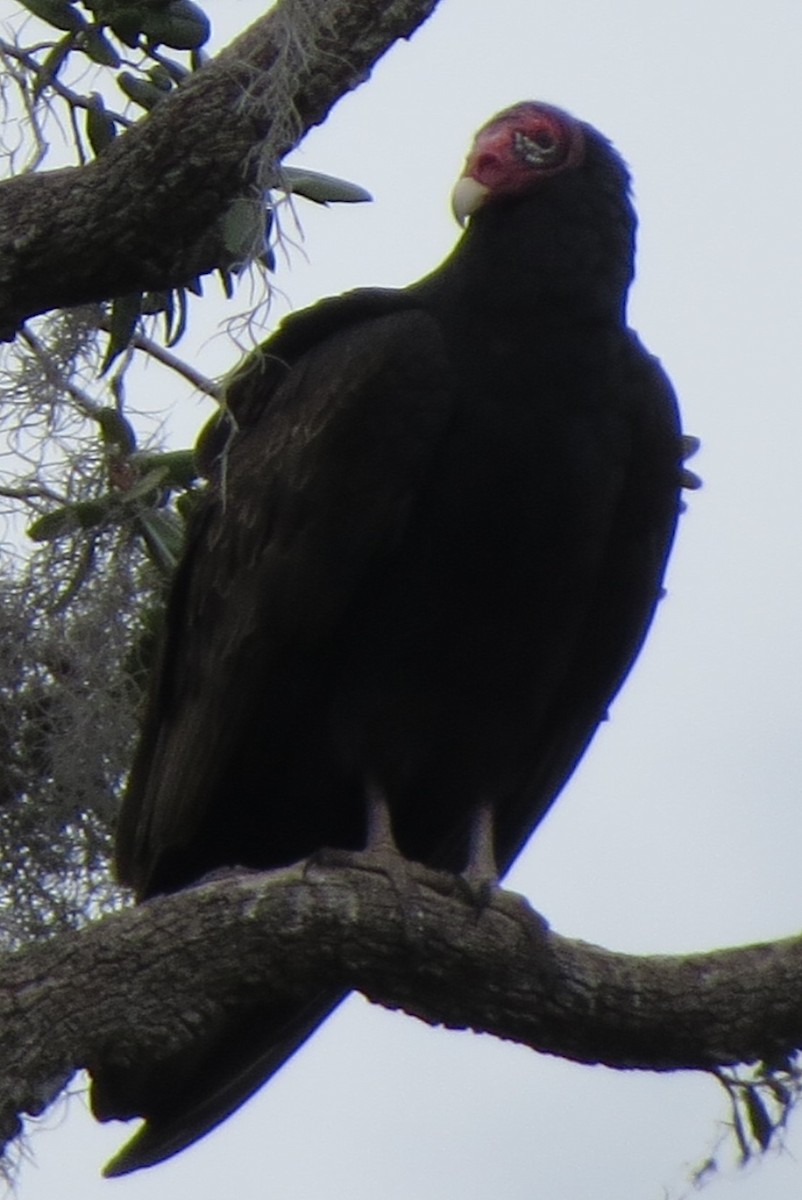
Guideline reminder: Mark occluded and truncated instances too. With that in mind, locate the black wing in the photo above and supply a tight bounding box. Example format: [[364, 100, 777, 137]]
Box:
[[95, 302, 455, 1172], [117, 303, 455, 896]]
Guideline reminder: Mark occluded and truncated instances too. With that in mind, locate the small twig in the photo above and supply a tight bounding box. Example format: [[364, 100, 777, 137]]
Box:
[[0, 38, 132, 130], [0, 44, 48, 172], [0, 483, 67, 506], [67, 94, 87, 166], [108, 324, 222, 399]]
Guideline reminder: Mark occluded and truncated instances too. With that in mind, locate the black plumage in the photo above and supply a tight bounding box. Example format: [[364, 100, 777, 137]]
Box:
[[92, 101, 686, 1173]]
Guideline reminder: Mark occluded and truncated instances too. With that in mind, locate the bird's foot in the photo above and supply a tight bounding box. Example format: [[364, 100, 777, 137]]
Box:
[[450, 870, 552, 972], [457, 862, 500, 910], [303, 843, 419, 916], [357, 845, 422, 916]]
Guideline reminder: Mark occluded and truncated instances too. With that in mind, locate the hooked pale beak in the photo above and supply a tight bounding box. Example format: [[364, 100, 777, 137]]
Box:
[[451, 175, 491, 226]]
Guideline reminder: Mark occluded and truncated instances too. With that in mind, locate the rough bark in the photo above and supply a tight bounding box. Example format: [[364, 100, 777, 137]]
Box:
[[2, 857, 801, 1150], [0, 0, 441, 338]]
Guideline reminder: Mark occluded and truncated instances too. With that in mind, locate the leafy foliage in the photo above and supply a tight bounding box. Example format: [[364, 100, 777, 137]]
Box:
[[0, 537, 155, 947], [0, 306, 183, 946]]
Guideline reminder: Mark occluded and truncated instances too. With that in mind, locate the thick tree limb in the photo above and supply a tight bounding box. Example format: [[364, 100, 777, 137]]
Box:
[[2, 857, 801, 1151], [0, 0, 441, 338]]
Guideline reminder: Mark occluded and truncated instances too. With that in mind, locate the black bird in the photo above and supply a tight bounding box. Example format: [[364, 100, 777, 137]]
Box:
[[92, 101, 687, 1174]]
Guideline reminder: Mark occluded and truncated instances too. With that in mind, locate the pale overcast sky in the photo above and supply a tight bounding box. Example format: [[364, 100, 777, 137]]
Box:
[[8, 1, 802, 1198]]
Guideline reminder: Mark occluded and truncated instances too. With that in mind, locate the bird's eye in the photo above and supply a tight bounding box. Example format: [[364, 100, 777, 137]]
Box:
[[513, 127, 560, 166]]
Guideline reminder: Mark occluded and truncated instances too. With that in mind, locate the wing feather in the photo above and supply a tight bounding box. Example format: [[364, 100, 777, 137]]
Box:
[[116, 307, 454, 895]]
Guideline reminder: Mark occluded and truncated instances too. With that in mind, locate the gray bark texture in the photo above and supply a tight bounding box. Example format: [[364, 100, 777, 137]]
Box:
[[2, 858, 801, 1151], [0, 0, 441, 338]]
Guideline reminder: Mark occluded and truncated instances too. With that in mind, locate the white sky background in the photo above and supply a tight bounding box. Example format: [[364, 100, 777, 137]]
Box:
[[7, 0, 802, 1196]]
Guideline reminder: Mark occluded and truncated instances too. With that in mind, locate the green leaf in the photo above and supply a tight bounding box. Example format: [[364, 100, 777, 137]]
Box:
[[130, 449, 197, 490], [117, 70, 166, 110], [101, 292, 142, 374], [764, 1076, 792, 1108], [118, 466, 171, 503], [149, 52, 188, 84], [32, 36, 72, 98], [107, 6, 148, 47], [85, 94, 117, 155], [141, 0, 210, 49], [95, 407, 137, 454], [20, 0, 86, 33], [219, 197, 265, 263], [81, 26, 120, 67], [147, 62, 174, 91], [136, 508, 185, 575], [27, 497, 110, 541], [216, 266, 234, 298], [28, 507, 80, 542], [280, 167, 373, 205], [744, 1087, 773, 1152], [73, 498, 111, 529], [165, 287, 188, 345], [140, 288, 187, 345], [176, 487, 201, 521]]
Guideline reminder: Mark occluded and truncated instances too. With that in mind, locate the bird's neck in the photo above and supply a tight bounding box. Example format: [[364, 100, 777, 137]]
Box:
[[413, 186, 635, 329]]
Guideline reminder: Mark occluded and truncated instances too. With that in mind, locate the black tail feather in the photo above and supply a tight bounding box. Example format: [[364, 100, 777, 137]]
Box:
[[95, 991, 345, 1177]]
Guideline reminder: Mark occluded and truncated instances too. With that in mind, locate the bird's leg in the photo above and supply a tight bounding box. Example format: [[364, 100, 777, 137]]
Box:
[[455, 800, 505, 910], [351, 779, 426, 920], [304, 781, 410, 886], [462, 800, 499, 891], [461, 802, 551, 957], [364, 780, 399, 855]]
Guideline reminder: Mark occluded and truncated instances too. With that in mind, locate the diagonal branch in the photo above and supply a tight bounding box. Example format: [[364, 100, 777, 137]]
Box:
[[2, 857, 802, 1152], [0, 0, 441, 338]]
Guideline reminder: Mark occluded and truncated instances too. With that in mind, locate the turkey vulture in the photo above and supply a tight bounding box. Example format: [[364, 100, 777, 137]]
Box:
[[92, 101, 688, 1173]]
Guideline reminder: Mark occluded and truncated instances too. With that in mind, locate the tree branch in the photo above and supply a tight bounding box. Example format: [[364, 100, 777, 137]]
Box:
[[2, 857, 801, 1151], [0, 0, 441, 338]]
